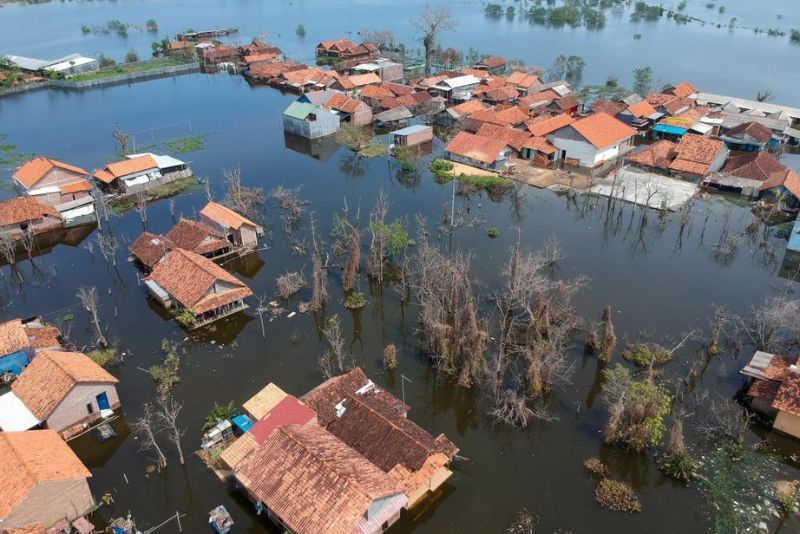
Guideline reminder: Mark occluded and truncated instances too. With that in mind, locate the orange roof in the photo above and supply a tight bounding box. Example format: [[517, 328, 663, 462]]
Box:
[[522, 135, 556, 155], [506, 71, 540, 89], [484, 86, 520, 103], [200, 200, 258, 230], [476, 123, 531, 151], [449, 99, 487, 117], [0, 319, 30, 356], [11, 350, 118, 420], [93, 155, 158, 184], [0, 430, 91, 518], [627, 99, 658, 118], [60, 179, 93, 194], [445, 131, 508, 165], [567, 113, 636, 149], [784, 171, 800, 199], [346, 72, 381, 88], [625, 140, 677, 170], [360, 84, 395, 100], [592, 99, 626, 116], [0, 196, 60, 227], [13, 157, 89, 189], [461, 68, 490, 79], [669, 81, 697, 98], [323, 93, 365, 114], [480, 56, 507, 69], [526, 113, 574, 136], [668, 133, 726, 177], [146, 248, 253, 314]]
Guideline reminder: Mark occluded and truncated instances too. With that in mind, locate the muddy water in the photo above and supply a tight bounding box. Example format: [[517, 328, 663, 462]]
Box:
[[1, 72, 799, 532]]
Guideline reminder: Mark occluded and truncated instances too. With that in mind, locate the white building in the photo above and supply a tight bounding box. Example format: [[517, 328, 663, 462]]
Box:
[[548, 112, 636, 168]]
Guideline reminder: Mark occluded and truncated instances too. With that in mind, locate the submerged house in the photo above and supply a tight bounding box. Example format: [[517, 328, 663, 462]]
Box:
[[302, 368, 459, 508], [0, 350, 119, 437], [719, 121, 774, 152], [0, 430, 94, 530], [234, 424, 407, 534], [0, 197, 62, 238], [444, 131, 511, 171], [741, 351, 800, 439], [667, 133, 728, 181], [129, 232, 175, 271], [11, 157, 95, 223], [322, 93, 374, 125], [282, 102, 340, 139], [166, 219, 232, 259], [704, 150, 799, 199], [547, 112, 636, 168], [145, 248, 253, 327], [93, 153, 191, 195], [200, 200, 264, 249], [0, 317, 61, 378]]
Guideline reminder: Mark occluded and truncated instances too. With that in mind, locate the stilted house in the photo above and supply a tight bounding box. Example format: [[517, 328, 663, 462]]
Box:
[[145, 248, 253, 328], [302, 368, 459, 508], [0, 197, 62, 238], [0, 317, 61, 378], [0, 430, 94, 530], [0, 350, 119, 437], [234, 424, 407, 534], [11, 157, 95, 223], [93, 153, 191, 195], [704, 150, 799, 199], [200, 200, 264, 250], [741, 351, 800, 439]]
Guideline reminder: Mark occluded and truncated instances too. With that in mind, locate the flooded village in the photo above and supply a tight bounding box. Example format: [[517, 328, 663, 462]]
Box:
[[1, 0, 800, 533]]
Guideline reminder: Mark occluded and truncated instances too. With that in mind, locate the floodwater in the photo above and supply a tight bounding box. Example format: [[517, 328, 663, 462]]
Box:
[[1, 0, 800, 104], [0, 2, 799, 534]]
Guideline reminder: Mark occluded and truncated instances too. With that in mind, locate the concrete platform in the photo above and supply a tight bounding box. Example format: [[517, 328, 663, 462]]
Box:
[[589, 167, 698, 211]]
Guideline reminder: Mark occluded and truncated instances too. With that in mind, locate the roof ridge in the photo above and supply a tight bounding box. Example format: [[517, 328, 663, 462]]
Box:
[[346, 390, 431, 452]]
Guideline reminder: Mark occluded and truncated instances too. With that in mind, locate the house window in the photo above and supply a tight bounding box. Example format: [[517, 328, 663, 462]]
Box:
[[382, 521, 389, 530], [86, 403, 94, 414]]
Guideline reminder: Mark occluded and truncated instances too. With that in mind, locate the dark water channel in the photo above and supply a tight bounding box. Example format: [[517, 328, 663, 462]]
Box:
[[0, 72, 798, 532]]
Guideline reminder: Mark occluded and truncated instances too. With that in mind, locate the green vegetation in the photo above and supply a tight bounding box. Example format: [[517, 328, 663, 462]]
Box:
[[110, 176, 199, 212], [203, 401, 236, 430], [81, 24, 91, 34], [622, 342, 672, 367], [0, 134, 30, 169], [583, 458, 609, 478], [792, 29, 800, 42], [369, 219, 410, 256], [295, 24, 306, 37], [88, 347, 119, 367], [98, 54, 117, 68], [659, 449, 697, 481], [459, 174, 514, 190], [106, 19, 129, 36], [149, 338, 181, 399], [487, 227, 499, 238], [358, 144, 389, 158], [315, 56, 343, 69], [67, 57, 187, 82], [125, 50, 139, 63], [631, 2, 664, 22], [172, 307, 198, 327], [145, 19, 158, 32], [429, 158, 454, 181], [165, 134, 206, 154], [344, 292, 367, 309], [633, 65, 653, 95], [633, 33, 642, 40], [484, 3, 503, 18], [393, 145, 415, 172], [551, 54, 585, 84]]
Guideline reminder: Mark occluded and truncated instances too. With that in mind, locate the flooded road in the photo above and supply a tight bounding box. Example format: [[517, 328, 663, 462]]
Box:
[[0, 72, 798, 532]]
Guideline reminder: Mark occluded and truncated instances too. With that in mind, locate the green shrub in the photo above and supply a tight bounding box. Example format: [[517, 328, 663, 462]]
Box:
[[659, 450, 696, 481], [295, 24, 306, 37], [487, 227, 499, 238], [344, 292, 367, 309], [88, 347, 119, 367], [125, 50, 139, 63], [173, 307, 197, 326], [203, 401, 236, 430], [622, 342, 672, 367], [146, 19, 158, 32], [430, 158, 454, 181]]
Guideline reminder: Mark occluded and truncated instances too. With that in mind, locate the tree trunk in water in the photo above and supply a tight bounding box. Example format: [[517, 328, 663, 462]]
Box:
[[342, 226, 360, 293]]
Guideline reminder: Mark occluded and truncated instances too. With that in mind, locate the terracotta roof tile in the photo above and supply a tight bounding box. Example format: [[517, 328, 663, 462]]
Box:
[[243, 383, 288, 420], [592, 99, 626, 116], [11, 351, 117, 420], [445, 131, 509, 165], [668, 81, 697, 98], [165, 219, 228, 256], [668, 133, 726, 176], [476, 123, 531, 151], [345, 73, 381, 88], [129, 231, 174, 269], [522, 136, 556, 155], [235, 424, 404, 534], [302, 368, 371, 426], [483, 86, 519, 103], [506, 71, 540, 89], [93, 155, 157, 184], [0, 430, 91, 518], [0, 319, 30, 356], [627, 99, 658, 118], [726, 121, 773, 143], [448, 99, 488, 118], [0, 197, 61, 227], [247, 395, 316, 445], [625, 140, 677, 170], [24, 324, 61, 351], [784, 171, 800, 198], [773, 372, 800, 417], [723, 150, 786, 184], [200, 200, 257, 231], [219, 432, 259, 470], [526, 113, 574, 136], [480, 56, 507, 69], [60, 180, 93, 194], [146, 248, 252, 314], [12, 158, 88, 189], [553, 95, 579, 111], [566, 113, 635, 149], [323, 93, 366, 114]]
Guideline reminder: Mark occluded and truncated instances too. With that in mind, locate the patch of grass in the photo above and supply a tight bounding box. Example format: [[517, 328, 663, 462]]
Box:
[[658, 450, 696, 481], [583, 458, 609, 478], [172, 307, 198, 327], [88, 347, 119, 367], [110, 175, 199, 212], [0, 134, 31, 170], [165, 134, 206, 154], [344, 292, 367, 309], [430, 158, 454, 181], [622, 342, 672, 367], [595, 479, 641, 513], [487, 227, 499, 238], [358, 144, 388, 158], [67, 58, 187, 82], [460, 174, 513, 190]]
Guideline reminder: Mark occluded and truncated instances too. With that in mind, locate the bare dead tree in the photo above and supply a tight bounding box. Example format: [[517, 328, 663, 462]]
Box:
[[77, 286, 107, 348], [413, 6, 457, 77], [96, 231, 119, 268], [167, 198, 176, 222], [20, 230, 36, 260], [598, 305, 616, 362], [707, 304, 730, 356], [331, 200, 361, 293], [506, 508, 539, 534], [692, 392, 750, 449], [222, 166, 265, 223], [335, 122, 372, 151], [366, 190, 389, 282], [276, 271, 306, 299], [383, 343, 397, 370], [135, 190, 148, 224], [300, 216, 327, 313], [156, 394, 186, 465], [269, 185, 307, 232], [732, 296, 800, 354], [254, 293, 268, 338], [131, 403, 167, 471], [112, 123, 130, 155], [0, 233, 23, 282], [319, 315, 351, 379]]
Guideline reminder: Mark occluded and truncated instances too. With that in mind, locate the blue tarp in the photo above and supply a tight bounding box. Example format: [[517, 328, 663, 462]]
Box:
[[0, 351, 30, 376], [653, 124, 687, 135], [232, 414, 253, 432]]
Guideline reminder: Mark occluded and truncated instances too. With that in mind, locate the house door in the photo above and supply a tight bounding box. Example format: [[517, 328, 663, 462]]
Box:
[[96, 391, 110, 411]]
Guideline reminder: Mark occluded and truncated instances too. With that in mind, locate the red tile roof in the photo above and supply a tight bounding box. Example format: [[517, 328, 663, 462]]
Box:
[[592, 99, 626, 116], [445, 131, 509, 165], [0, 197, 60, 227], [302, 368, 372, 426], [200, 200, 257, 231], [625, 140, 677, 170], [627, 99, 658, 118], [146, 248, 252, 314], [476, 123, 531, 151], [522, 136, 556, 155], [13, 157, 89, 189], [668, 81, 697, 98], [165, 219, 228, 256], [483, 86, 520, 103], [129, 232, 173, 269], [725, 121, 773, 143], [0, 319, 30, 356], [566, 113, 635, 149], [722, 150, 787, 185], [526, 113, 575, 136], [93, 155, 157, 184], [668, 133, 726, 176], [480, 56, 507, 69], [772, 372, 800, 417], [506, 71, 540, 89], [248, 395, 315, 445]]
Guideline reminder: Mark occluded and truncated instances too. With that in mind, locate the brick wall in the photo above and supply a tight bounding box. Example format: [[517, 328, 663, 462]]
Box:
[[4, 478, 94, 529], [47, 383, 120, 434]]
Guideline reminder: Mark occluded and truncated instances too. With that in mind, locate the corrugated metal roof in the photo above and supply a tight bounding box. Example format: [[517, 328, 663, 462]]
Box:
[[283, 101, 321, 120], [393, 124, 431, 136]]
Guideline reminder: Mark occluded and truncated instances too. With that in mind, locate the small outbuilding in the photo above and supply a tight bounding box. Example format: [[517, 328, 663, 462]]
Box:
[[0, 197, 62, 238], [282, 102, 340, 139], [200, 200, 264, 250], [392, 125, 433, 147], [444, 131, 511, 171]]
